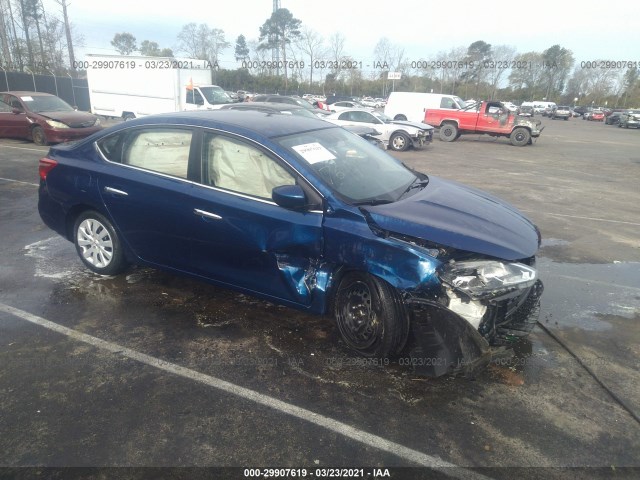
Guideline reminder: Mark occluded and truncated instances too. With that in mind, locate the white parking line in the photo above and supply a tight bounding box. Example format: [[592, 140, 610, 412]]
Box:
[[0, 177, 39, 187], [0, 302, 490, 479], [0, 144, 48, 153]]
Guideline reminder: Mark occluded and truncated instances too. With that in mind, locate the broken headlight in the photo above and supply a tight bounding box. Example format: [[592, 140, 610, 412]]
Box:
[[439, 260, 537, 300]]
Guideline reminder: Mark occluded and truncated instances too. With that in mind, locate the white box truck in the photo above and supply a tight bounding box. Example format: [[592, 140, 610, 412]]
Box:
[[384, 92, 467, 122], [85, 54, 234, 120]]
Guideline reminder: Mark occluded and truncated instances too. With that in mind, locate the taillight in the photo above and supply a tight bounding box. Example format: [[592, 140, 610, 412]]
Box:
[[39, 158, 58, 181]]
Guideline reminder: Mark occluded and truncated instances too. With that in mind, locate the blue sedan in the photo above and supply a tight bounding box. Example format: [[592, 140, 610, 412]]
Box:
[[38, 111, 543, 376]]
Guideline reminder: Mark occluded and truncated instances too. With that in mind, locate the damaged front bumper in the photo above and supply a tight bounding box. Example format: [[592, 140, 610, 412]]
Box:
[[411, 129, 433, 148], [401, 279, 544, 377]]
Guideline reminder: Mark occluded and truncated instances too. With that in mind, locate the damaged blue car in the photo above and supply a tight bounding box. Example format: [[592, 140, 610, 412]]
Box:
[[38, 110, 543, 376]]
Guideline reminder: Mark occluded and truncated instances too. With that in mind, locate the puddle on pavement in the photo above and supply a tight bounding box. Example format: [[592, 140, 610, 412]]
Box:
[[24, 236, 638, 394], [537, 256, 640, 332]]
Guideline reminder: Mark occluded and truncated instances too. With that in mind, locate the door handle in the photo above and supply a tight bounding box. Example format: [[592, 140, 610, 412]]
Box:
[[104, 186, 128, 196], [194, 208, 222, 220]]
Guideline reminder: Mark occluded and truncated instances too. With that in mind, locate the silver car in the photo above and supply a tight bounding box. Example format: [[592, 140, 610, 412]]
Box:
[[551, 105, 571, 120], [325, 109, 434, 151]]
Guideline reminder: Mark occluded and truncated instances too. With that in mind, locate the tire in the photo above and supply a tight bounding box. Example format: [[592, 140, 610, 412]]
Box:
[[564, 117, 568, 121], [439, 123, 458, 142], [73, 211, 127, 275], [31, 126, 48, 146], [333, 272, 408, 358], [389, 132, 411, 151], [510, 127, 531, 146], [394, 114, 407, 121], [122, 112, 135, 121]]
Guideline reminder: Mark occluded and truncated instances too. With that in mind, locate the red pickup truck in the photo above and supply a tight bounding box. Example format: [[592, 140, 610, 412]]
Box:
[[424, 101, 543, 146]]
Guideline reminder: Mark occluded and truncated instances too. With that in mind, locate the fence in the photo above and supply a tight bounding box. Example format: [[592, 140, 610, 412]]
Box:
[[0, 70, 90, 112]]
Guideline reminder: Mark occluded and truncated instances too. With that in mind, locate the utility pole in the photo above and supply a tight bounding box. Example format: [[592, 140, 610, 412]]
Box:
[[272, 0, 280, 77], [55, 0, 76, 73]]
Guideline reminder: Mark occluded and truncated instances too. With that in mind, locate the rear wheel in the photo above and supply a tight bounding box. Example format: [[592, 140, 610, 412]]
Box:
[[31, 126, 48, 146], [333, 272, 408, 358], [73, 211, 127, 275], [510, 127, 531, 146], [439, 123, 458, 142]]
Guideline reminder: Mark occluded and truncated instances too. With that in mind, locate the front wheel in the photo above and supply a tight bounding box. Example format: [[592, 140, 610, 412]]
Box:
[[389, 132, 411, 151], [510, 127, 531, 146], [32, 126, 48, 146], [393, 114, 407, 121], [73, 211, 127, 275], [333, 272, 408, 358]]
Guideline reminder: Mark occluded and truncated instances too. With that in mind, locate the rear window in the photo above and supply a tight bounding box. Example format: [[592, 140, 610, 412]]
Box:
[[97, 127, 192, 179]]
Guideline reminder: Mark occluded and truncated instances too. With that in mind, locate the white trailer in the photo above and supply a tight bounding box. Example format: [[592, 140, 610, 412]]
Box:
[[85, 54, 234, 120]]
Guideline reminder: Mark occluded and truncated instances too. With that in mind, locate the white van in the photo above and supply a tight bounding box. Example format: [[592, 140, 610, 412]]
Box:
[[384, 92, 467, 122], [531, 101, 556, 114]]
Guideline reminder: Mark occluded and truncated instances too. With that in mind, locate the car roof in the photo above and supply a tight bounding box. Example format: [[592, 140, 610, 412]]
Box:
[[223, 102, 307, 112], [329, 108, 374, 115], [1, 91, 55, 97], [109, 110, 335, 139]]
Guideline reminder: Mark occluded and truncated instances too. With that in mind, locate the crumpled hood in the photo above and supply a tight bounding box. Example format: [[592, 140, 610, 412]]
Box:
[[36, 110, 98, 128], [390, 120, 434, 131], [362, 176, 540, 260]]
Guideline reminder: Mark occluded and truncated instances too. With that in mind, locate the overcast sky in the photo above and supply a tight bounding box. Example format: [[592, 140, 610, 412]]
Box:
[[42, 0, 640, 70]]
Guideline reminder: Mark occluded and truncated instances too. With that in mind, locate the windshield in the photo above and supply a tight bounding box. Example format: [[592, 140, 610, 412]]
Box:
[[371, 111, 393, 123], [277, 127, 418, 204], [21, 95, 74, 113], [452, 96, 467, 109], [199, 86, 233, 105]]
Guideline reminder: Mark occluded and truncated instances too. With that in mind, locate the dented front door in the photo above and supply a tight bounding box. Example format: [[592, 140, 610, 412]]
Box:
[[188, 185, 323, 305], [188, 133, 323, 306]]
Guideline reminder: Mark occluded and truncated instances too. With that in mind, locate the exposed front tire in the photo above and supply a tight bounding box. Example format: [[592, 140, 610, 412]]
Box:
[[333, 272, 408, 358], [510, 127, 531, 146], [32, 126, 48, 146], [73, 211, 127, 275], [389, 132, 411, 151], [439, 123, 458, 142]]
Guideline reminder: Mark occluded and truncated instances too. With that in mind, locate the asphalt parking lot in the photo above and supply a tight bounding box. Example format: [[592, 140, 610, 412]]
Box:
[[0, 117, 639, 479]]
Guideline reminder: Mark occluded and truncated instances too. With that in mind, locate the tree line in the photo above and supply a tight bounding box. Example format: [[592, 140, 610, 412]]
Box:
[[2, 3, 638, 107]]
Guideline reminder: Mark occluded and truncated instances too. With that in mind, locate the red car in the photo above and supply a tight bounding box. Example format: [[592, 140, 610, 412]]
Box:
[[589, 110, 605, 121], [0, 91, 102, 145]]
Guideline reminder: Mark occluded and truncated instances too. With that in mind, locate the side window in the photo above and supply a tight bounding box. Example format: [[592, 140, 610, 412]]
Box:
[[338, 112, 352, 121], [0, 100, 11, 112], [96, 133, 124, 163], [440, 97, 456, 109], [350, 111, 374, 123], [121, 128, 192, 178], [202, 133, 296, 200], [186, 89, 204, 105]]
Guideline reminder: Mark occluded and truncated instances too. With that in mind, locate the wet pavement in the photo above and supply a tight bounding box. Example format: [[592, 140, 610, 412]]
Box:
[[1, 117, 639, 478]]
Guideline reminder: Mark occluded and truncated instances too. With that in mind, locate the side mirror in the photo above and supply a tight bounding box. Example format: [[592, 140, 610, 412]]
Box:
[[12, 108, 22, 114], [272, 185, 307, 210]]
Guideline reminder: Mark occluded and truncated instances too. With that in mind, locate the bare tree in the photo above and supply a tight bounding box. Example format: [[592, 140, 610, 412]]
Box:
[[52, 0, 76, 71], [328, 32, 345, 80], [177, 23, 229, 67], [487, 45, 516, 98], [0, 0, 13, 64], [295, 26, 325, 88]]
